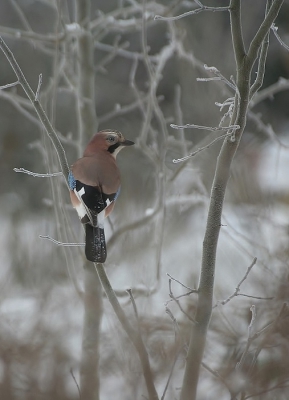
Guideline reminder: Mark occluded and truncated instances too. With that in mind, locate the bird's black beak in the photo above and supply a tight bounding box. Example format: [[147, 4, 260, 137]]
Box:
[[122, 139, 134, 146]]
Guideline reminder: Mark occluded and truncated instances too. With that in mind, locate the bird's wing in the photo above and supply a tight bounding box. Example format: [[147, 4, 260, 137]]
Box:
[[69, 159, 118, 227]]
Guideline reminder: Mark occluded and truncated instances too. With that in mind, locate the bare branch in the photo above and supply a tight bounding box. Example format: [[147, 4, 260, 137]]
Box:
[[250, 77, 289, 106], [174, 84, 187, 156], [271, 22, 289, 51], [197, 64, 238, 92], [107, 206, 160, 249], [35, 73, 42, 101], [161, 355, 179, 400], [94, 40, 159, 61], [248, 303, 289, 374], [215, 257, 257, 307], [13, 168, 63, 178], [11, 0, 33, 32], [99, 94, 163, 124], [0, 81, 19, 89], [0, 36, 70, 181], [0, 88, 41, 125], [39, 235, 85, 247], [173, 132, 232, 163], [126, 289, 141, 324], [238, 293, 274, 300], [216, 98, 235, 127], [171, 123, 240, 132], [167, 279, 196, 324], [95, 263, 159, 400], [244, 381, 289, 399], [247, 0, 284, 68], [230, 0, 246, 67], [249, 113, 289, 153], [201, 362, 232, 395], [155, 2, 229, 21], [166, 273, 197, 293], [0, 24, 65, 45], [236, 304, 257, 371], [250, 1, 271, 98], [70, 368, 81, 400]]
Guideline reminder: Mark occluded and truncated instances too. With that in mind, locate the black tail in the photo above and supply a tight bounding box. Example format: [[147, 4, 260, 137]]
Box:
[[85, 224, 107, 263]]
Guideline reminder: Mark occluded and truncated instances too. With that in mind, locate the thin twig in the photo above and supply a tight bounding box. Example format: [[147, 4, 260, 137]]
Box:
[[197, 64, 238, 92], [271, 23, 289, 51], [244, 382, 289, 399], [126, 289, 141, 326], [236, 305, 257, 371], [165, 306, 179, 331], [0, 36, 70, 180], [70, 368, 81, 400], [249, 1, 271, 98], [201, 362, 232, 394], [107, 206, 160, 249], [215, 257, 257, 307], [173, 132, 232, 163], [247, 303, 289, 374], [166, 273, 197, 293], [95, 263, 159, 400], [0, 81, 19, 89], [248, 110, 289, 149], [250, 77, 289, 107], [39, 235, 85, 247], [35, 73, 42, 101], [247, 0, 284, 69], [0, 25, 65, 42], [14, 168, 63, 177], [163, 305, 182, 399], [238, 293, 274, 300], [155, 2, 229, 21], [171, 123, 240, 131], [217, 99, 235, 128], [0, 89, 42, 128], [168, 279, 196, 324], [11, 0, 33, 32], [161, 349, 181, 400], [98, 94, 163, 124], [94, 40, 159, 61]]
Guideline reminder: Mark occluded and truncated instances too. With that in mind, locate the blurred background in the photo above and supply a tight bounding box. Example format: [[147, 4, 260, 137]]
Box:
[[0, 0, 289, 399]]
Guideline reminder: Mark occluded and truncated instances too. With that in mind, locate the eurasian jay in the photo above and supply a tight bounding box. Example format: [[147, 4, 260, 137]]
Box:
[[68, 129, 134, 263]]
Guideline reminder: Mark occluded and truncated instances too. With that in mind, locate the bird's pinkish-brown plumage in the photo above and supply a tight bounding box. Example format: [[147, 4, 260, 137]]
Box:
[[68, 130, 134, 263], [71, 154, 120, 193]]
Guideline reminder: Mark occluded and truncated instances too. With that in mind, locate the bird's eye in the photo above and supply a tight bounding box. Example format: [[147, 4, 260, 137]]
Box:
[[107, 136, 115, 143]]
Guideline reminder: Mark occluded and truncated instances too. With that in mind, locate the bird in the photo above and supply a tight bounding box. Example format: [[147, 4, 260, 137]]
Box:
[[68, 129, 134, 263]]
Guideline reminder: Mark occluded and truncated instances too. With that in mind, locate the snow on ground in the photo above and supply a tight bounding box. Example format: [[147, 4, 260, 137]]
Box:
[[0, 136, 289, 398]]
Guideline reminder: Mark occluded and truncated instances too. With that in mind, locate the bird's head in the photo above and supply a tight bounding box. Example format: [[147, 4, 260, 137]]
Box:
[[83, 129, 134, 157]]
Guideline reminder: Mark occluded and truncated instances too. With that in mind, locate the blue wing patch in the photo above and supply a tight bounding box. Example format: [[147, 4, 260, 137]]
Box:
[[68, 171, 76, 190], [114, 186, 121, 201]]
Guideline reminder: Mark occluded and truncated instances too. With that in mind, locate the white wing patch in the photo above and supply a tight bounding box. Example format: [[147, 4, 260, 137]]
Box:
[[73, 184, 111, 227], [74, 188, 88, 219], [97, 209, 105, 229], [78, 187, 85, 197]]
